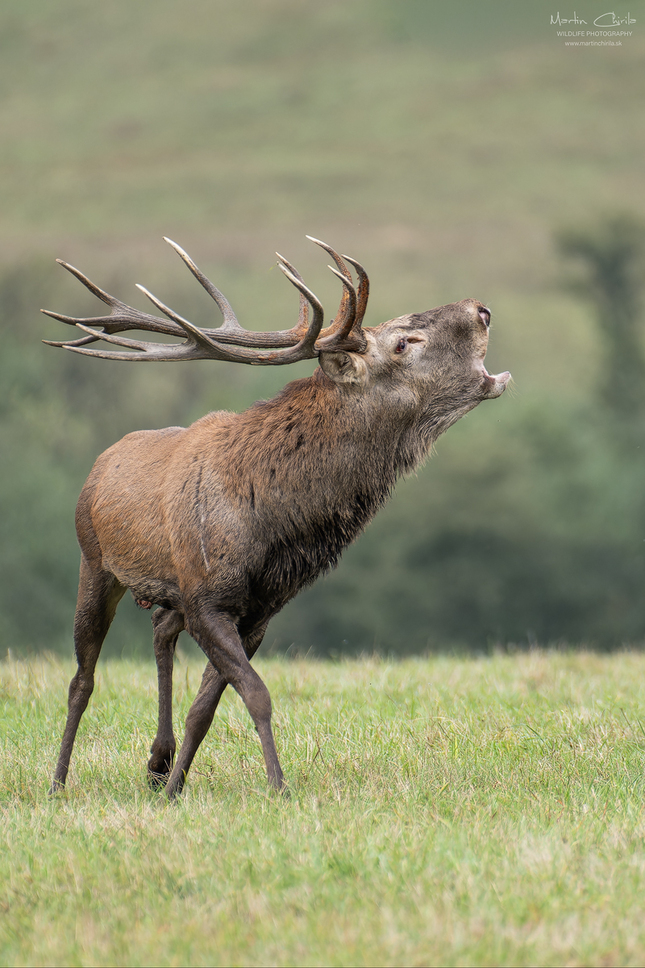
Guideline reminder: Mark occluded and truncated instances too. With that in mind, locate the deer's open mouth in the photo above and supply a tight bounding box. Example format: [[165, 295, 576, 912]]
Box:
[[482, 367, 511, 398]]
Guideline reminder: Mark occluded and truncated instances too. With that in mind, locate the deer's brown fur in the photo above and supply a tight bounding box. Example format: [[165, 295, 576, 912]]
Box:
[[46, 242, 510, 797]]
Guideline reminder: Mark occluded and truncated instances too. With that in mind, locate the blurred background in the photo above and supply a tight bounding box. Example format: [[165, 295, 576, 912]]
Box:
[[2, 0, 645, 657]]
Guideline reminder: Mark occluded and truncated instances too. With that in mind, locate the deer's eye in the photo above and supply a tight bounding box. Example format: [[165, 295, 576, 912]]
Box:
[[394, 338, 407, 354]]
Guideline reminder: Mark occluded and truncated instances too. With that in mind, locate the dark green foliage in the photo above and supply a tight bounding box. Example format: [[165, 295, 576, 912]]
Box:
[[557, 215, 645, 419], [271, 395, 645, 654]]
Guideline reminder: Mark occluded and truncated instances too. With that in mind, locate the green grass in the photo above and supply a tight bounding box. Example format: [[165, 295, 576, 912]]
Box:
[[3, 651, 645, 966]]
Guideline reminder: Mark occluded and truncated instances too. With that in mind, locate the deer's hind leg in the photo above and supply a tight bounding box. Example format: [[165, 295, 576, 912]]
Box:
[[147, 607, 184, 787], [51, 557, 125, 794]]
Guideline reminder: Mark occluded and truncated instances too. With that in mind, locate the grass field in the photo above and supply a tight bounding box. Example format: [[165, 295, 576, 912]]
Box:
[[2, 650, 645, 966]]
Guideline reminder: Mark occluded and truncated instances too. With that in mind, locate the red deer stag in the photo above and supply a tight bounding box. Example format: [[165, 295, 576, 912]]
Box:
[[43, 236, 510, 797]]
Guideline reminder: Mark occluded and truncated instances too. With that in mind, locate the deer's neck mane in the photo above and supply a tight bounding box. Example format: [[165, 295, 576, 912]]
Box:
[[205, 372, 431, 595], [226, 370, 414, 507]]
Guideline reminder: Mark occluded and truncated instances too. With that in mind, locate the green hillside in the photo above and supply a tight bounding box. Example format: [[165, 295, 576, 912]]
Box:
[[2, 0, 645, 654]]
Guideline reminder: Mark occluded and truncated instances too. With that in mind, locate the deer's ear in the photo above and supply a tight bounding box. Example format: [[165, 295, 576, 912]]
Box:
[[318, 351, 368, 386]]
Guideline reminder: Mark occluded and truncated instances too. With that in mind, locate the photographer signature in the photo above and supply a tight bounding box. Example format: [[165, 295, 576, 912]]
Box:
[[550, 12, 636, 26], [594, 11, 636, 25]]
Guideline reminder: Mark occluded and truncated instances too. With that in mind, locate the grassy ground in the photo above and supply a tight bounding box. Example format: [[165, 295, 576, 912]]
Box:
[[2, 651, 645, 966]]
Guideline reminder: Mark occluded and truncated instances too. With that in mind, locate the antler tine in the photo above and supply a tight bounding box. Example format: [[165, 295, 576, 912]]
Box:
[[306, 236, 351, 279], [163, 238, 242, 332], [314, 266, 358, 351], [41, 259, 190, 344], [42, 333, 105, 349], [52, 320, 238, 363], [134, 285, 242, 357], [54, 259, 119, 308], [51, 261, 185, 336], [305, 236, 354, 339], [40, 306, 184, 339], [165, 238, 322, 350], [276, 263, 325, 358], [275, 252, 304, 282], [275, 252, 309, 337], [304, 237, 368, 351], [343, 254, 370, 331]]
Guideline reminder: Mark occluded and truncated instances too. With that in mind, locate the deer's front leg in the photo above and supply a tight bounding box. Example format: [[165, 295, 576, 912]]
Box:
[[174, 611, 284, 794], [147, 607, 184, 787], [164, 623, 267, 799]]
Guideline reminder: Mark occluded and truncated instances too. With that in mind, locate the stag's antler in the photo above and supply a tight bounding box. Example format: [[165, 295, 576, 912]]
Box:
[[42, 238, 369, 364]]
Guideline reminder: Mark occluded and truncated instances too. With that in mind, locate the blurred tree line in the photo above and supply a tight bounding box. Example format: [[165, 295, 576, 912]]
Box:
[[264, 214, 645, 654], [2, 214, 645, 656]]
